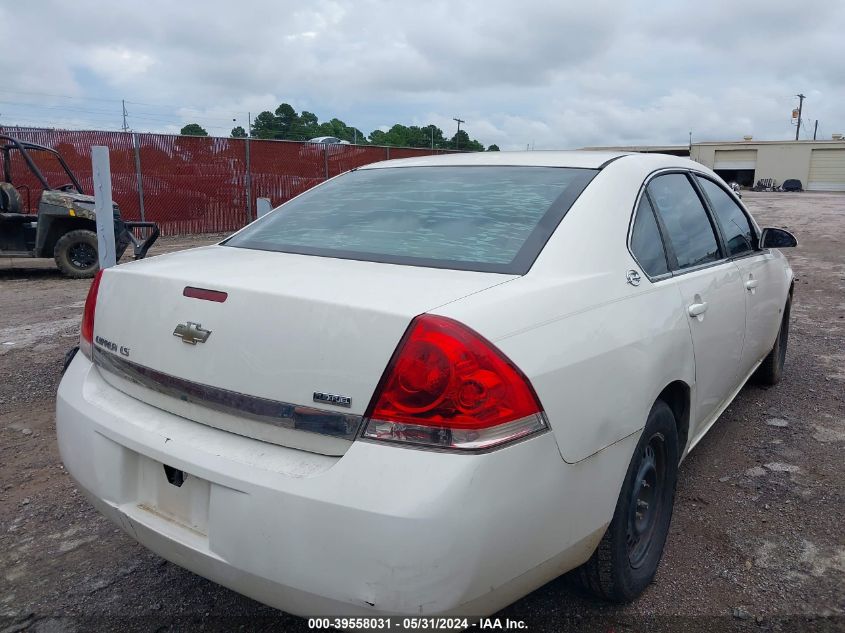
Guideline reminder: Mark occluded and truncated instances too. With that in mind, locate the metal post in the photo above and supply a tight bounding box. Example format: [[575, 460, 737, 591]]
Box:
[[324, 144, 329, 179], [132, 133, 146, 222], [245, 136, 252, 223], [795, 93, 805, 141], [91, 146, 116, 269], [814, 120, 819, 140], [122, 100, 129, 132]]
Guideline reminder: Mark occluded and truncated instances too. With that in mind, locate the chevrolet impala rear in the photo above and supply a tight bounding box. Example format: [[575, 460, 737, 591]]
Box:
[[56, 151, 794, 616]]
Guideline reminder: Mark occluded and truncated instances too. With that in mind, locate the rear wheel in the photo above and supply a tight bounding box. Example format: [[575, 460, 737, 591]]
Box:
[[574, 400, 679, 602], [54, 229, 99, 278], [754, 296, 791, 386]]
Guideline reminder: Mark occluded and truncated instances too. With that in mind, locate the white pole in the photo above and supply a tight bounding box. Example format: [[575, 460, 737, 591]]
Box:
[[256, 197, 272, 218], [91, 146, 117, 269]]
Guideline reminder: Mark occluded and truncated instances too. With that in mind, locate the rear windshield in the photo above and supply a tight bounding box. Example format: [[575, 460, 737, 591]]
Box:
[[224, 166, 597, 274]]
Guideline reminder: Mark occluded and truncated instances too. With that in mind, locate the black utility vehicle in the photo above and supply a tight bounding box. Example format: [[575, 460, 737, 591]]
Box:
[[0, 135, 158, 277]]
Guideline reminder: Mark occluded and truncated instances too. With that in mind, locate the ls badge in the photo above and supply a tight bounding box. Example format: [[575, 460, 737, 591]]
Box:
[[173, 322, 212, 345]]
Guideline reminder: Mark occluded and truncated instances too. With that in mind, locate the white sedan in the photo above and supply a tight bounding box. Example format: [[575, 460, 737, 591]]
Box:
[[56, 151, 796, 616]]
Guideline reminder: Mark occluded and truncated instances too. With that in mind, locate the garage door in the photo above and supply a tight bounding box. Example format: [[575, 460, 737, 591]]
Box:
[[807, 149, 845, 191], [713, 150, 757, 170]]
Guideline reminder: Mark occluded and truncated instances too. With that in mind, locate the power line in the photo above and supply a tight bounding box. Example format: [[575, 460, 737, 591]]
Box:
[[0, 88, 123, 103]]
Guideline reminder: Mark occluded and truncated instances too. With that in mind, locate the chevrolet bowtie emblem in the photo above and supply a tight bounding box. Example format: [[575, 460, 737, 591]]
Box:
[[173, 322, 211, 345]]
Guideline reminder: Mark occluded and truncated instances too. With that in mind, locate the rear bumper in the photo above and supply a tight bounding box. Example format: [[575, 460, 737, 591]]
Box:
[[56, 355, 628, 617]]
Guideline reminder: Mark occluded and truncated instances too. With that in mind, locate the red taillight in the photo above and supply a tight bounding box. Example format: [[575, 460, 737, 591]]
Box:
[[363, 315, 547, 450], [79, 270, 104, 359]]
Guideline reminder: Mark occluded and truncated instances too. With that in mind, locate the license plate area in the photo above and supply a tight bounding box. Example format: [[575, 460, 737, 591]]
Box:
[[136, 456, 210, 536]]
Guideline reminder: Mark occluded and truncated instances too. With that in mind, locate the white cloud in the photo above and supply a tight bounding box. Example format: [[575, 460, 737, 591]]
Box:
[[85, 47, 155, 84], [0, 0, 842, 146]]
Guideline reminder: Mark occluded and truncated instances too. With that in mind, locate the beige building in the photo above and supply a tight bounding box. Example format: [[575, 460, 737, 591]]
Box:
[[583, 137, 845, 191]]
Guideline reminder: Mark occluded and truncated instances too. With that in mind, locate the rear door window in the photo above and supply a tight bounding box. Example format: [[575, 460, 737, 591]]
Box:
[[225, 166, 597, 274], [630, 196, 669, 277], [696, 177, 756, 256], [647, 174, 721, 270]]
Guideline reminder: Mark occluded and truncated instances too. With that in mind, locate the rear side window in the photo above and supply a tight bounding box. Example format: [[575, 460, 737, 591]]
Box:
[[647, 174, 721, 270], [630, 196, 669, 277], [225, 166, 596, 274], [696, 177, 756, 256]]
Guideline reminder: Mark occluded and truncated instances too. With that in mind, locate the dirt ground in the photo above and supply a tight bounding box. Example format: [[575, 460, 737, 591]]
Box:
[[1, 193, 843, 633]]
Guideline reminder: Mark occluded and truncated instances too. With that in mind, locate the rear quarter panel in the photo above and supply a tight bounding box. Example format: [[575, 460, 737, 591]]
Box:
[[436, 158, 696, 463]]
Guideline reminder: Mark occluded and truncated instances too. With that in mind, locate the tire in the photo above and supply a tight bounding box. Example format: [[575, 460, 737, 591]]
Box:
[[0, 182, 23, 213], [754, 296, 791, 386], [54, 229, 99, 278], [574, 400, 680, 602]]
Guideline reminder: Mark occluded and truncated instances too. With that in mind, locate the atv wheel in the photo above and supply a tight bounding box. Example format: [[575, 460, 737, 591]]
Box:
[[54, 229, 99, 278]]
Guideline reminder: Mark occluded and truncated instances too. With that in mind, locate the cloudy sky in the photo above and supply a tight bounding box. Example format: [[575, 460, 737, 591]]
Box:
[[1, 0, 842, 149]]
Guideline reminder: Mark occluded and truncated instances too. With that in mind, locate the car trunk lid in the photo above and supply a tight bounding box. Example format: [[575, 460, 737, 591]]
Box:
[[91, 245, 514, 455]]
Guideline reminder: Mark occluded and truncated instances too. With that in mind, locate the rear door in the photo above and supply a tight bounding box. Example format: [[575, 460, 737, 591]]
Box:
[[646, 172, 746, 437], [694, 176, 783, 376]]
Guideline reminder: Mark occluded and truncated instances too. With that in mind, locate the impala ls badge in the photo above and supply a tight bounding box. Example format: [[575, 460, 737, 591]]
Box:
[[626, 270, 642, 286], [313, 391, 352, 408], [173, 322, 212, 345]]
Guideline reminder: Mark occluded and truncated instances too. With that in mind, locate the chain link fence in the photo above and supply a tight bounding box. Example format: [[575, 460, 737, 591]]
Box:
[[0, 127, 455, 235]]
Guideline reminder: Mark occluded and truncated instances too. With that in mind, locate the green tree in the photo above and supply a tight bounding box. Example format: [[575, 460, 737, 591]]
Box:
[[316, 117, 366, 143], [274, 103, 299, 137], [291, 110, 320, 140], [245, 103, 485, 149], [180, 123, 208, 136], [369, 123, 484, 150], [250, 110, 280, 139], [487, 144, 500, 151], [230, 126, 247, 138], [451, 130, 483, 151], [368, 124, 452, 148], [421, 125, 448, 149]]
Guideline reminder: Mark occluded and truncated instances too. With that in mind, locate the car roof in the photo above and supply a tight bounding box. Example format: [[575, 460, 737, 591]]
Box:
[[360, 150, 631, 170]]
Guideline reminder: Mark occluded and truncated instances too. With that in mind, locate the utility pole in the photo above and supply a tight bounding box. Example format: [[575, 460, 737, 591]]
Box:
[[121, 99, 129, 132], [453, 117, 465, 150], [431, 125, 434, 150], [245, 111, 252, 222], [795, 93, 805, 141], [813, 119, 818, 140]]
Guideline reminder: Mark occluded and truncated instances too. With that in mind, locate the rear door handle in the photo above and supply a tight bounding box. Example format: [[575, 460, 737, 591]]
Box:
[[688, 302, 708, 317], [745, 279, 759, 290]]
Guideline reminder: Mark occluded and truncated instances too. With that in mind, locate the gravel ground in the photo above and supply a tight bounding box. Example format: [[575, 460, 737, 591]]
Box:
[[1, 194, 843, 633]]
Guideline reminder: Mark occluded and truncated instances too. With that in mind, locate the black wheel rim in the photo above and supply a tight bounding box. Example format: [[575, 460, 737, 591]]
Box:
[[68, 242, 97, 270], [626, 433, 667, 568]]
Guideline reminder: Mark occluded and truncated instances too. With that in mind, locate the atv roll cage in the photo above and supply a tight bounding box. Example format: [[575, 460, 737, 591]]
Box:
[[1, 134, 84, 196], [0, 134, 159, 261]]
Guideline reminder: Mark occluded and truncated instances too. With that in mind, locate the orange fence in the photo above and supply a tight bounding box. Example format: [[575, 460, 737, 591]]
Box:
[[0, 127, 454, 234]]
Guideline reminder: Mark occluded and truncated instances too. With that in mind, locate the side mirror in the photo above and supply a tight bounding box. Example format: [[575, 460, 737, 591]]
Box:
[[760, 228, 797, 249]]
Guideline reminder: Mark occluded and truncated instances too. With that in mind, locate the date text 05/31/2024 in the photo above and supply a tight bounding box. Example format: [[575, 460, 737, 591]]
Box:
[[307, 618, 529, 630]]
